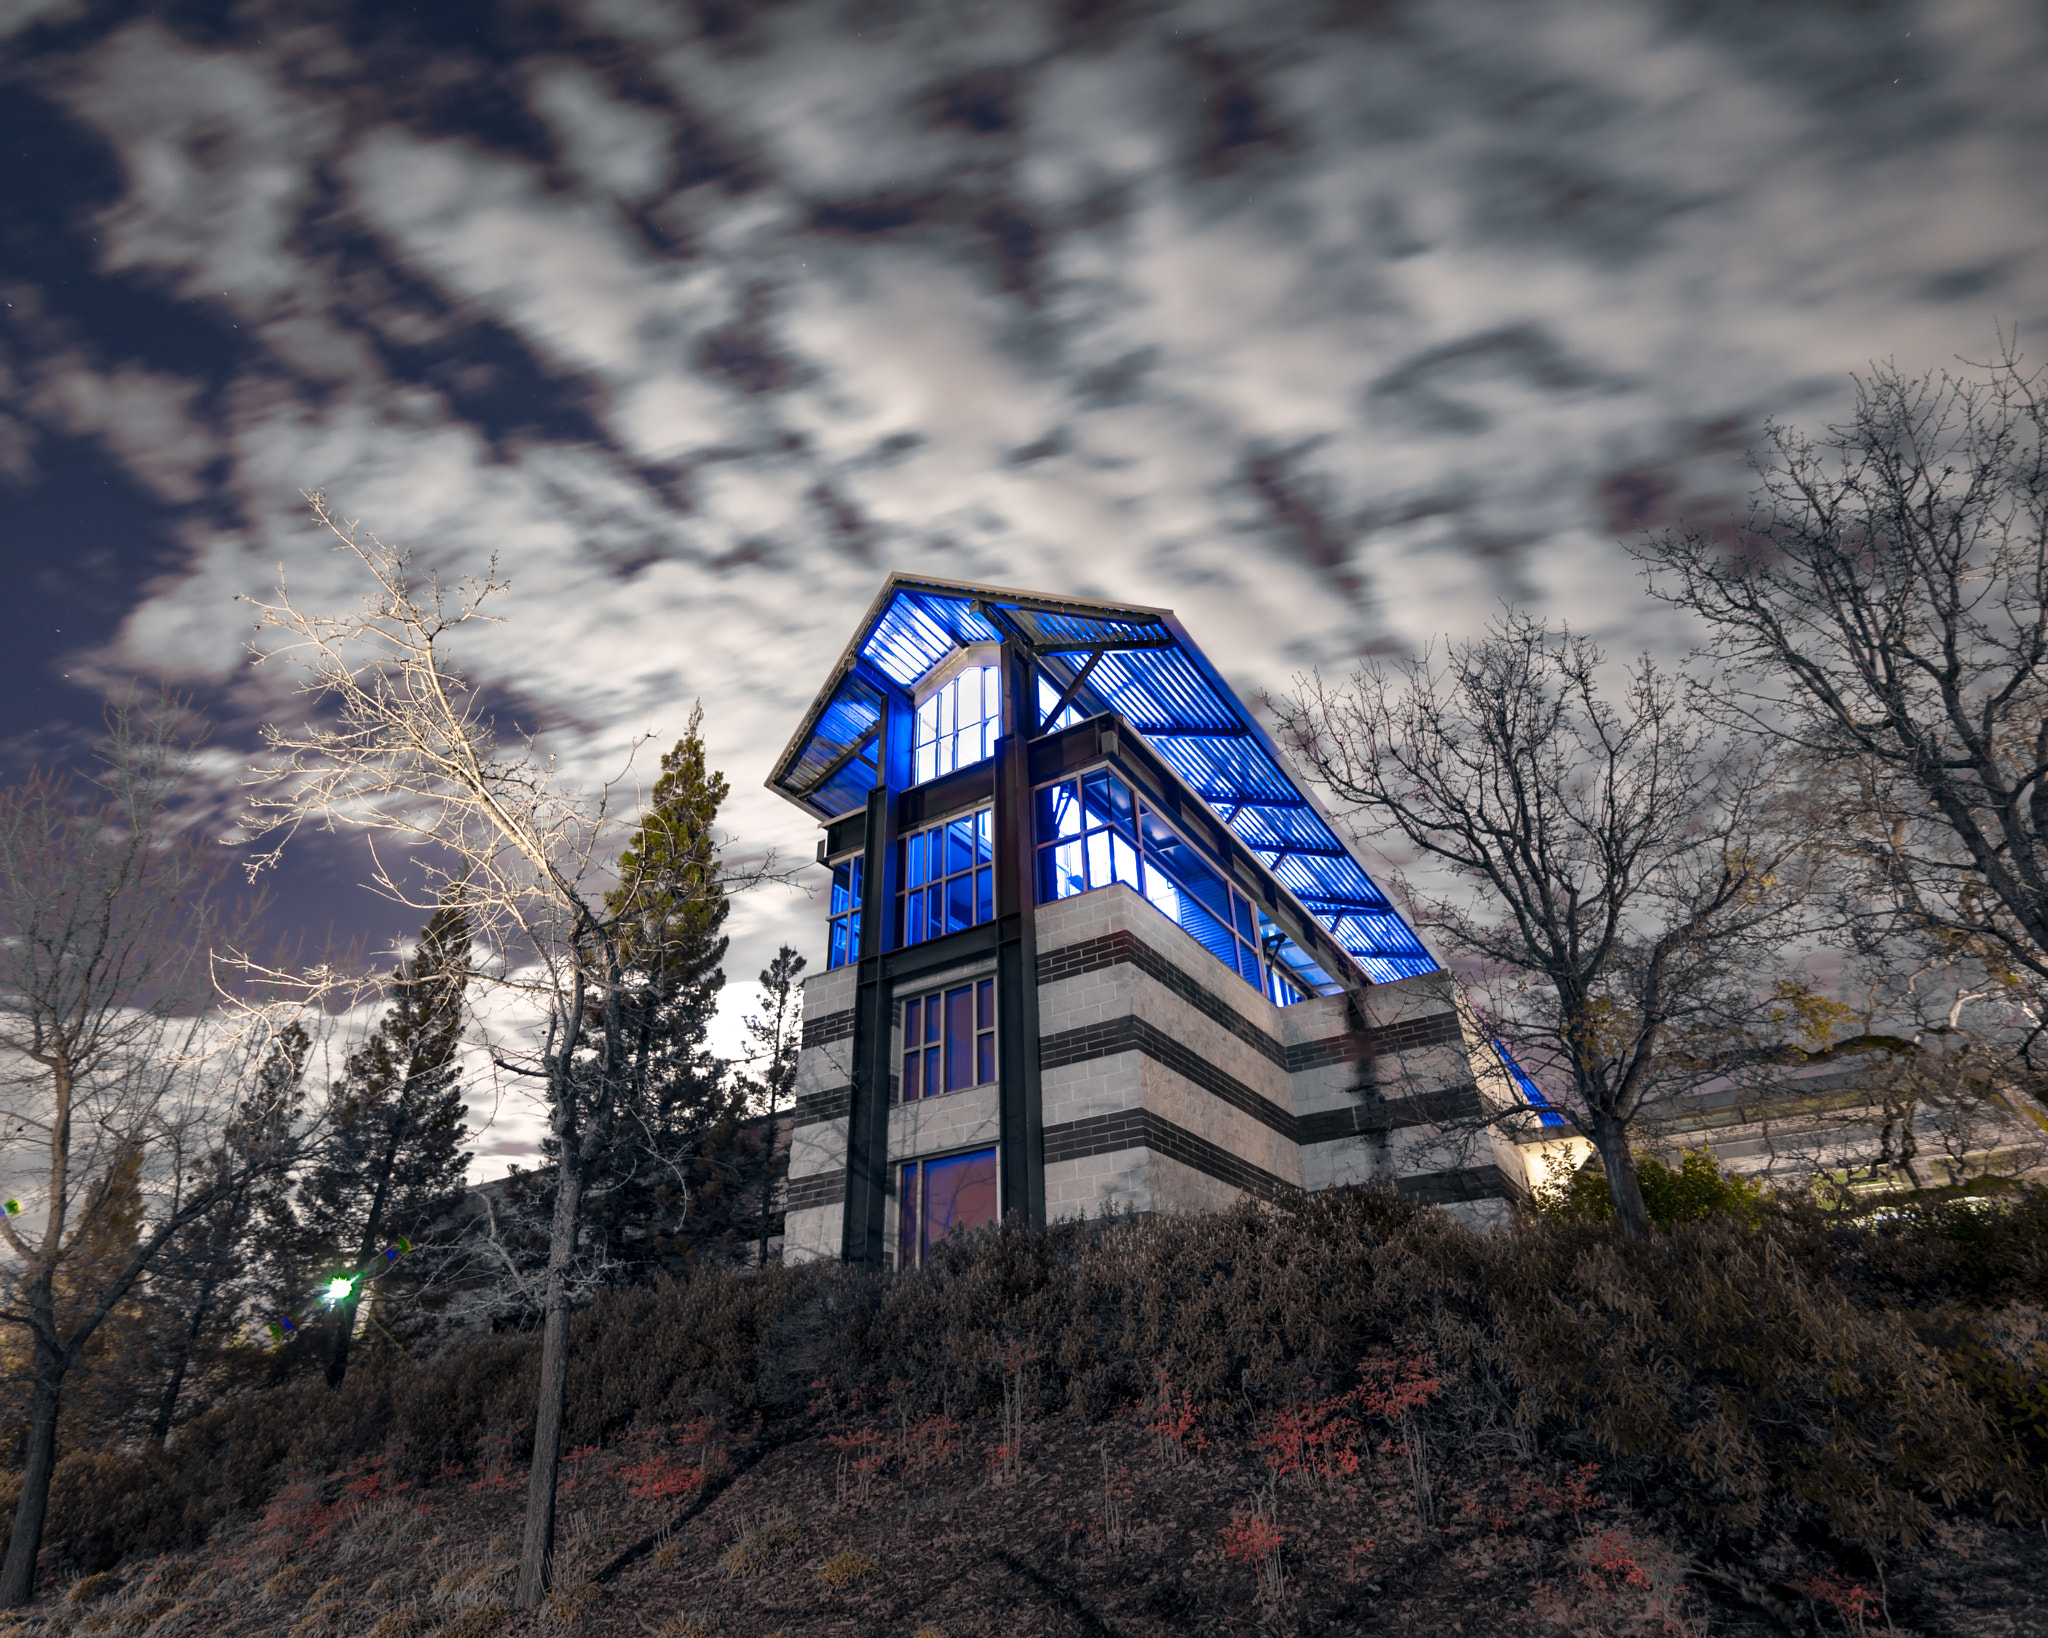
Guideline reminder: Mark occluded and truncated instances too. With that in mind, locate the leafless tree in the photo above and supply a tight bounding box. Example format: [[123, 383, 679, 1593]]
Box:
[[0, 702, 302, 1606], [1635, 344, 2048, 1089], [237, 494, 774, 1608], [1272, 614, 1839, 1236]]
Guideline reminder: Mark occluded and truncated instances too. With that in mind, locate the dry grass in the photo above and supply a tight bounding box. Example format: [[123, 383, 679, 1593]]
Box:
[[65, 1573, 117, 1608], [719, 1512, 799, 1580], [540, 1580, 604, 1626], [431, 1559, 516, 1610], [425, 1607, 507, 1638], [816, 1549, 875, 1590], [360, 1609, 431, 1638]]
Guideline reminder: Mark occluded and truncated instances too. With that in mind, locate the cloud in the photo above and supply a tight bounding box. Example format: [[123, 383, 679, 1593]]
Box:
[[4, 0, 2047, 1173]]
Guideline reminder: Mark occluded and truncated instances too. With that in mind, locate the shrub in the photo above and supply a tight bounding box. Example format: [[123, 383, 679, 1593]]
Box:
[[1534, 1147, 1766, 1228], [828, 1188, 2044, 1551]]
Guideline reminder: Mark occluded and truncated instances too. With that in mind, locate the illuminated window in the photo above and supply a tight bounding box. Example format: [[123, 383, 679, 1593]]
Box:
[[898, 1147, 998, 1266], [900, 808, 994, 946], [915, 664, 1000, 784], [1036, 770, 1266, 993], [902, 979, 996, 1101], [826, 856, 863, 970]]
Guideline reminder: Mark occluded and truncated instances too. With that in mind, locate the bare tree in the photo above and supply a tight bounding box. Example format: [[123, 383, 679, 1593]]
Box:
[[1272, 614, 1833, 1236], [1636, 345, 2048, 1077], [0, 702, 300, 1605], [238, 495, 772, 1608]]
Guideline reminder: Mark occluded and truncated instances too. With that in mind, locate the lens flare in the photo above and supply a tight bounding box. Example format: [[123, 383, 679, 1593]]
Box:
[[323, 1276, 355, 1304]]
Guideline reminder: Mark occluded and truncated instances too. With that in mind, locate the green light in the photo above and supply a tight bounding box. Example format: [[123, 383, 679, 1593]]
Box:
[[323, 1276, 355, 1305]]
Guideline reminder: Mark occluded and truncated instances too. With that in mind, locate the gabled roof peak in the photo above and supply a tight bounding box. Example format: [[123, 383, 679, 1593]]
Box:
[[767, 574, 1436, 984]]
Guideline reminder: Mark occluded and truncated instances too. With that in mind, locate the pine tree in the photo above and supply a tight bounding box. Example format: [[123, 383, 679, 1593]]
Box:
[[145, 1022, 309, 1438], [300, 898, 472, 1386], [741, 946, 804, 1267], [586, 705, 742, 1276]]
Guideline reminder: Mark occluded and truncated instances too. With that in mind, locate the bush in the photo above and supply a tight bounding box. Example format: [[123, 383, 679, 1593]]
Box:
[[8, 1184, 2044, 1574], [826, 1188, 2045, 1551], [1533, 1147, 1767, 1228]]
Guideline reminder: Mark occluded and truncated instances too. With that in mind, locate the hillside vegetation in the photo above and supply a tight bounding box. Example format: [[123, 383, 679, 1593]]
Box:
[[0, 1183, 2041, 1635]]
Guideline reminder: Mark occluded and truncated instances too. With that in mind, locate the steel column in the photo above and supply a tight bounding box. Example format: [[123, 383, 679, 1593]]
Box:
[[994, 641, 1046, 1227], [840, 689, 910, 1267]]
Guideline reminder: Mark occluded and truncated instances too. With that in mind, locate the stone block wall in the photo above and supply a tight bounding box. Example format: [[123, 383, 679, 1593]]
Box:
[[785, 886, 1524, 1263]]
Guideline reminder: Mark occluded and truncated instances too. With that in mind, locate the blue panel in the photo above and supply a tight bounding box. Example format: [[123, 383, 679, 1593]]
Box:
[[1496, 1040, 1567, 1127], [783, 579, 1444, 981]]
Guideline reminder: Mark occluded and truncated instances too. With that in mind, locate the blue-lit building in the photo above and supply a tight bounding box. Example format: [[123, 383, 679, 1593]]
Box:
[[766, 575, 1528, 1266]]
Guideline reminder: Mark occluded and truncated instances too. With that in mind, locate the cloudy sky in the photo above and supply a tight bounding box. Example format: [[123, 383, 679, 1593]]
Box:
[[4, 0, 2045, 1173]]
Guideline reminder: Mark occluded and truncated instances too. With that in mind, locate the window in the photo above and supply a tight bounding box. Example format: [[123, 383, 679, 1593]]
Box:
[[899, 1147, 998, 1266], [900, 808, 994, 946], [902, 979, 996, 1101], [1036, 769, 1267, 994], [827, 856, 863, 970], [915, 664, 1000, 784]]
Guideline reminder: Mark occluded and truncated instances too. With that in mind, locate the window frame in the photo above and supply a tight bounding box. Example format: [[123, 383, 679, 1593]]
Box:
[[1035, 766, 1276, 998], [897, 1144, 1000, 1268], [912, 649, 1001, 786], [898, 805, 996, 948], [826, 854, 863, 970], [901, 976, 997, 1101]]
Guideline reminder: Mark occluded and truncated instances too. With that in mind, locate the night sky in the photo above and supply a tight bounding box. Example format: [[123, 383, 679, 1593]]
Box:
[[4, 0, 2045, 1172]]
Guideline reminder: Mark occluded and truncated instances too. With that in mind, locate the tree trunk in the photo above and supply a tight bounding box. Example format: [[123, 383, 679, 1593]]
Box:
[[515, 1154, 585, 1608], [330, 1118, 406, 1389], [152, 1281, 217, 1444], [1588, 1110, 1653, 1239], [1, 1333, 66, 1607]]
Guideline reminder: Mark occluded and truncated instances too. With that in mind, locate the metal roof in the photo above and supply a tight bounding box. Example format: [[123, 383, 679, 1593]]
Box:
[[767, 574, 1438, 984]]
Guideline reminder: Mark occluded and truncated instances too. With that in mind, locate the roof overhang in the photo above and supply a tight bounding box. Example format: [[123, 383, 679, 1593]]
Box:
[[766, 573, 1438, 984]]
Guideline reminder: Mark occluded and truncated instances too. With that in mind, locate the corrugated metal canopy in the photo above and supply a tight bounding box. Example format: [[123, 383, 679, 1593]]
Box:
[[767, 575, 1437, 984]]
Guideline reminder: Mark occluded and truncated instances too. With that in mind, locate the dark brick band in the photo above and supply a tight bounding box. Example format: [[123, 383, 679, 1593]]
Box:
[[1041, 1108, 1297, 1204], [801, 1009, 856, 1050], [1285, 1009, 1464, 1072], [1039, 1015, 1296, 1139], [1036, 930, 1286, 1066], [792, 1085, 852, 1129], [1394, 1163, 1519, 1205], [783, 1168, 847, 1213], [1296, 1084, 1485, 1146]]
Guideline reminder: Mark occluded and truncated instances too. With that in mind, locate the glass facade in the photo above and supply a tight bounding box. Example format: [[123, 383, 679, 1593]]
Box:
[[900, 807, 995, 947], [899, 1147, 999, 1267], [902, 979, 996, 1100], [915, 664, 1000, 784], [1038, 769, 1268, 996], [827, 856, 863, 970]]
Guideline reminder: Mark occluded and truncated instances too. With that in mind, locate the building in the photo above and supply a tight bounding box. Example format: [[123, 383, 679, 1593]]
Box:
[[764, 575, 1536, 1267]]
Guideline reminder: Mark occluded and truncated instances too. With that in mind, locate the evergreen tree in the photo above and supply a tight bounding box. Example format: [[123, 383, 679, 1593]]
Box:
[[741, 946, 804, 1267], [145, 1022, 309, 1437], [300, 898, 472, 1386], [585, 705, 744, 1276]]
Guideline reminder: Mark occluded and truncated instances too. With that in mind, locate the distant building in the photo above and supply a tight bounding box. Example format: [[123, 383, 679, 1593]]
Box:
[[764, 575, 1542, 1268]]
